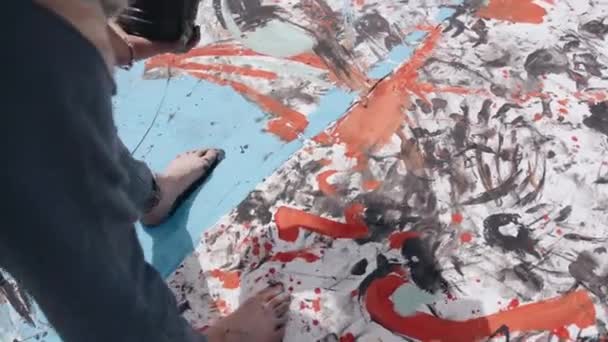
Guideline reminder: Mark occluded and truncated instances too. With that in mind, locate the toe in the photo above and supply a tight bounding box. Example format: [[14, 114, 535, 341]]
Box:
[[273, 301, 290, 317], [268, 292, 290, 309], [258, 284, 284, 302]]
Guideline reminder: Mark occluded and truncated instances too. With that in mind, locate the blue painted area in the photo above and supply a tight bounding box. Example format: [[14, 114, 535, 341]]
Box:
[[112, 5, 460, 280], [113, 66, 358, 277]]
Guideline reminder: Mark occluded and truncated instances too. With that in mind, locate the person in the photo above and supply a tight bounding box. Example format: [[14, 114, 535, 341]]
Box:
[[2, 0, 291, 341]]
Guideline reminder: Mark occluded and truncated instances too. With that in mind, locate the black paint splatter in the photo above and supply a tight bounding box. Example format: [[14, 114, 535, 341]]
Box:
[[483, 214, 540, 258], [584, 101, 608, 137], [234, 190, 272, 224], [401, 237, 447, 294], [350, 259, 368, 276]]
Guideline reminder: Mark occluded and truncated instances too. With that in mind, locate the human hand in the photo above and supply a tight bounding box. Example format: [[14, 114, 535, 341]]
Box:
[[109, 22, 201, 67]]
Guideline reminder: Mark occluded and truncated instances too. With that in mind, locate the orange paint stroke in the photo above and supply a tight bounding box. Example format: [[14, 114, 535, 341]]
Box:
[[317, 170, 339, 196], [271, 250, 320, 263], [389, 231, 420, 250], [209, 269, 240, 289], [313, 26, 443, 170], [363, 179, 382, 191], [312, 297, 322, 312], [177, 62, 278, 80], [288, 53, 329, 70], [275, 205, 369, 242], [365, 275, 596, 342], [477, 0, 547, 24]]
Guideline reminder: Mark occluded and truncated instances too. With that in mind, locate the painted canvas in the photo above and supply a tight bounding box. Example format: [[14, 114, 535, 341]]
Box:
[[3, 0, 608, 341]]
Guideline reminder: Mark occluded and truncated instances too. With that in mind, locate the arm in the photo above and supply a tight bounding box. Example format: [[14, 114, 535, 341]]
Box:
[[2, 3, 206, 341]]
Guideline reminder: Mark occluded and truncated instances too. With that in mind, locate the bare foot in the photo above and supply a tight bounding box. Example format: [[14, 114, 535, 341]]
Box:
[[205, 285, 291, 342], [141, 149, 224, 226]]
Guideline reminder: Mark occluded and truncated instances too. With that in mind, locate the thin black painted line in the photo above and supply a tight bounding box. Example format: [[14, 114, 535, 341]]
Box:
[[131, 76, 171, 156]]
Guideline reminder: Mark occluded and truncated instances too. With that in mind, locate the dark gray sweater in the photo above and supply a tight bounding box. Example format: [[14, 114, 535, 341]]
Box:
[[1, 2, 206, 341]]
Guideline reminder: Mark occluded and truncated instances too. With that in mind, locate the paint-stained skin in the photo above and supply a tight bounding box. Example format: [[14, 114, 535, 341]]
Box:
[[150, 0, 608, 341]]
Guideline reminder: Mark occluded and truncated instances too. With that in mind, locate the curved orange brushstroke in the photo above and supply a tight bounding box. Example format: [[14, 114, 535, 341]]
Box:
[[478, 0, 547, 24], [388, 231, 420, 250], [365, 275, 596, 342], [271, 250, 320, 263], [275, 205, 369, 242], [178, 62, 278, 80], [209, 269, 240, 289], [317, 170, 338, 196]]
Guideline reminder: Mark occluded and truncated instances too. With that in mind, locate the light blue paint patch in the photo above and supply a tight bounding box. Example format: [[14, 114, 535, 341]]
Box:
[[392, 284, 437, 316]]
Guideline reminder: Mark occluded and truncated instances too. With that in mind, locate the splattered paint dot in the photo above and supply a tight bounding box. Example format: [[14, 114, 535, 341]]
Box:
[[556, 228, 563, 235], [452, 213, 464, 225], [507, 298, 520, 310], [460, 232, 473, 243], [312, 320, 319, 326], [571, 136, 578, 142], [314, 288, 321, 294], [553, 326, 570, 340], [533, 113, 543, 121], [288, 287, 294, 292], [340, 333, 355, 342], [264, 242, 273, 252], [269, 268, 276, 274]]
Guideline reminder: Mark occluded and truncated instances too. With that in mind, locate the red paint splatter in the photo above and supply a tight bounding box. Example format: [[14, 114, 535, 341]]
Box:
[[388, 231, 420, 250], [312, 319, 319, 326], [209, 269, 240, 289], [507, 298, 520, 310], [452, 213, 464, 225], [571, 136, 579, 142], [340, 333, 356, 342], [271, 250, 320, 263], [477, 0, 547, 24], [365, 275, 596, 342], [534, 113, 543, 121], [269, 268, 276, 274], [556, 228, 563, 235], [275, 205, 369, 242], [315, 288, 322, 294], [317, 170, 339, 196], [460, 232, 473, 244], [553, 326, 570, 340], [263, 242, 273, 252]]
